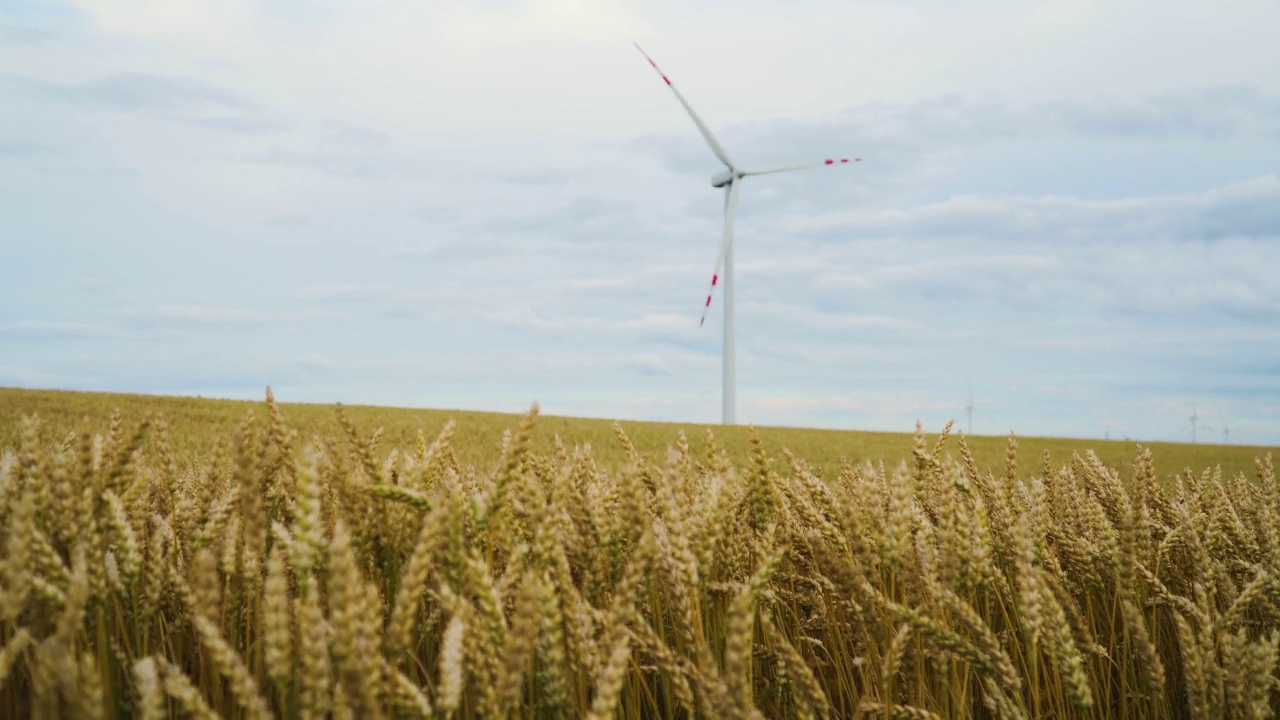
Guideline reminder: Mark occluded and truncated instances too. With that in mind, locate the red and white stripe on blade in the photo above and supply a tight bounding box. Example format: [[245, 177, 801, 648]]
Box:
[[699, 181, 742, 326], [634, 43, 736, 170], [743, 157, 863, 177]]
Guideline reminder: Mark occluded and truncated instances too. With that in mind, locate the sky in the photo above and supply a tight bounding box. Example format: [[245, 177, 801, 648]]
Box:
[[2, 0, 1279, 446]]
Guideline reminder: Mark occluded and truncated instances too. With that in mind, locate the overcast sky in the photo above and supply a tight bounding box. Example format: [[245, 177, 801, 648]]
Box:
[[3, 0, 1278, 445]]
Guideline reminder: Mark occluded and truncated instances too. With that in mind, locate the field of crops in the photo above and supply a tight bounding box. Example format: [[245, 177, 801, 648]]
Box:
[[0, 387, 1268, 482], [1, 386, 1278, 718]]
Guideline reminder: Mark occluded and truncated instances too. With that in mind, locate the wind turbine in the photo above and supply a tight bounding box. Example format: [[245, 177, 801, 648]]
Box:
[[965, 379, 975, 436], [634, 44, 861, 425]]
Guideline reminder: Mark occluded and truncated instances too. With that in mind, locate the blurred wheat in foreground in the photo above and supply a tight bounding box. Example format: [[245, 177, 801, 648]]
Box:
[[1, 392, 1278, 719]]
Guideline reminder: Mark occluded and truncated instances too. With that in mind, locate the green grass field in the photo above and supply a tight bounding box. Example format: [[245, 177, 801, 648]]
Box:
[[1, 386, 1271, 482]]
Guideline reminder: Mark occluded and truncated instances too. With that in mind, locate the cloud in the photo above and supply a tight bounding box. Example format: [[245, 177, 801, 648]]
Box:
[[739, 302, 931, 333], [1194, 175, 1280, 240], [503, 170, 579, 186], [297, 284, 394, 301], [0, 71, 284, 131], [751, 395, 868, 418], [0, 365, 101, 388], [810, 253, 1057, 292], [231, 120, 437, 179], [273, 347, 716, 381], [464, 195, 640, 240], [1048, 85, 1280, 139], [115, 305, 342, 329], [479, 307, 702, 342], [560, 262, 699, 294], [236, 148, 399, 179], [0, 140, 53, 158], [627, 354, 675, 377], [65, 0, 257, 50], [0, 321, 124, 339], [318, 121, 392, 149], [0, 25, 56, 45], [775, 175, 1280, 244]]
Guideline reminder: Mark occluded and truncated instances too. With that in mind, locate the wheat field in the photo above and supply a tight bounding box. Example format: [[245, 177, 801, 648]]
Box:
[[1, 387, 1278, 718], [0, 386, 1266, 482]]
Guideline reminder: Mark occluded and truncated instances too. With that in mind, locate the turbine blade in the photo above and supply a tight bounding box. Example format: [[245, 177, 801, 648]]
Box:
[[634, 43, 736, 169], [700, 181, 742, 326], [742, 157, 862, 177]]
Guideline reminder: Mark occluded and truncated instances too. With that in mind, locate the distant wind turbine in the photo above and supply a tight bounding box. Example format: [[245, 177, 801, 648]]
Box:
[[965, 380, 975, 436], [634, 43, 861, 425], [1179, 402, 1202, 443]]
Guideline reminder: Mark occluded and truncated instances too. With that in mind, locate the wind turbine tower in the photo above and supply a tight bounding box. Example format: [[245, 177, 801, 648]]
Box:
[[1190, 405, 1199, 444], [634, 44, 861, 424]]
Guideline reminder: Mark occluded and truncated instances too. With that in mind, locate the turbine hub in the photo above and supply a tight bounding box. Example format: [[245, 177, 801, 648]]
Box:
[[710, 169, 734, 188]]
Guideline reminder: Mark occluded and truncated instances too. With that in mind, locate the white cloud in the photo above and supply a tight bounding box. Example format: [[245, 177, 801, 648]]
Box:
[[66, 0, 257, 50], [0, 71, 282, 131], [812, 254, 1058, 292], [0, 321, 124, 339], [752, 395, 869, 418], [739, 302, 930, 333], [439, 0, 644, 46], [114, 305, 343, 328], [773, 175, 1280, 242], [0, 364, 101, 387], [479, 307, 702, 341], [297, 284, 394, 301], [0, 24, 57, 45]]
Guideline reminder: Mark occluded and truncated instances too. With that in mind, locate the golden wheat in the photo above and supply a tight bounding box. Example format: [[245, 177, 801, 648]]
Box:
[[0, 389, 1277, 718]]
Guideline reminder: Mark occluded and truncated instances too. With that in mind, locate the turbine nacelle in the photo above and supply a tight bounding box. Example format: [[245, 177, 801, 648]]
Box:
[[710, 169, 737, 188]]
